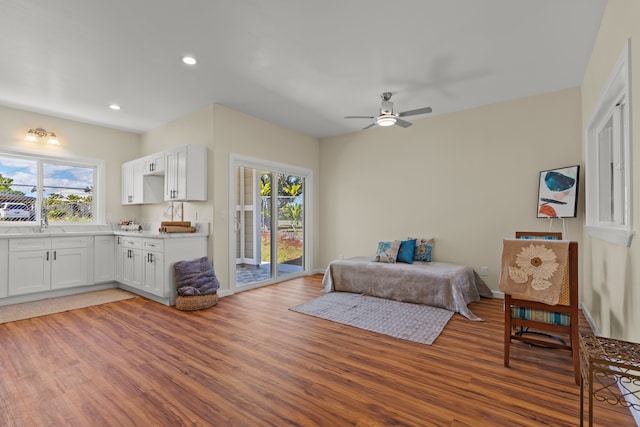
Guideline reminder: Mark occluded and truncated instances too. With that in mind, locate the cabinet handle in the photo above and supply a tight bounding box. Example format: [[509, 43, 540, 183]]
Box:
[[46, 251, 49, 261], [117, 236, 121, 245], [53, 250, 56, 261]]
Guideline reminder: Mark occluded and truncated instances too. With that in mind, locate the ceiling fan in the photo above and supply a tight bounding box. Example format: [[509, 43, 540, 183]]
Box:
[[344, 92, 432, 130]]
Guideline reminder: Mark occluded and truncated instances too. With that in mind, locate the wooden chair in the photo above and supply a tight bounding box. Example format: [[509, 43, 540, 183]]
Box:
[[503, 232, 580, 384]]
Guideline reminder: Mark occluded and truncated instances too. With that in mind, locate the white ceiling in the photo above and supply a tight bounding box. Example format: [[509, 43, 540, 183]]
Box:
[[0, 0, 607, 139]]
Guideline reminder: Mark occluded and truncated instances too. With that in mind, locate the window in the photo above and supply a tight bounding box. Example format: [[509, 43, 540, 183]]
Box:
[[585, 40, 634, 247], [0, 151, 103, 225]]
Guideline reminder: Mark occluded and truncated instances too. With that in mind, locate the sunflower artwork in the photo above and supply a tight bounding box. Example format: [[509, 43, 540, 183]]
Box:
[[499, 239, 570, 305], [537, 165, 579, 218], [508, 244, 559, 291]]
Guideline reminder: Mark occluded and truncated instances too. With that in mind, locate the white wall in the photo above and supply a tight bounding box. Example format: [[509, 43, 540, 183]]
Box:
[[319, 88, 583, 290], [581, 0, 640, 342], [0, 105, 141, 224]]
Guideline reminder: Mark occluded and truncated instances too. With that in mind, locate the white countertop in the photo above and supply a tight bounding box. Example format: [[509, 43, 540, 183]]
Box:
[[0, 223, 209, 239]]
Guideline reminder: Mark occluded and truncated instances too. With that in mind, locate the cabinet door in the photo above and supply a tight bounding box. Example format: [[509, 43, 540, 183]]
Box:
[[164, 147, 186, 200], [0, 240, 7, 298], [51, 248, 89, 290], [143, 251, 164, 297], [8, 250, 51, 296], [144, 152, 165, 176], [115, 237, 124, 283], [131, 161, 145, 204], [122, 248, 143, 290], [94, 236, 115, 283], [121, 162, 135, 204], [165, 145, 207, 201]]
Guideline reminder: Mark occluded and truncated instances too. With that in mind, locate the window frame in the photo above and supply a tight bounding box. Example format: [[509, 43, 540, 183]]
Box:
[[585, 39, 634, 247], [0, 149, 105, 226]]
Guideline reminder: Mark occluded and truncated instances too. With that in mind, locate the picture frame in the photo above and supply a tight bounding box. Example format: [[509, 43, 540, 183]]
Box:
[[537, 165, 580, 218]]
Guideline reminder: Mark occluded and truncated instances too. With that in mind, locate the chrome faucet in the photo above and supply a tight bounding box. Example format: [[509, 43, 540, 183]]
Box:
[[40, 204, 48, 232]]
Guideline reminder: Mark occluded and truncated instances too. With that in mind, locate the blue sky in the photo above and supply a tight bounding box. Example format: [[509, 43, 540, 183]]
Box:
[[0, 156, 93, 199]]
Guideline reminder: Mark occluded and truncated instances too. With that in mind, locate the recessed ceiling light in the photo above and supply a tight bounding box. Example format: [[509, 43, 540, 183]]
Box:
[[109, 104, 121, 110], [182, 56, 197, 66]]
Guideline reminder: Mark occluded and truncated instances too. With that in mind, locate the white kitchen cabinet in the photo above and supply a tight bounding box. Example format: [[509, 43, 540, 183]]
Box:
[[0, 240, 7, 298], [94, 235, 115, 283], [51, 237, 89, 290], [142, 239, 164, 297], [8, 238, 51, 296], [114, 236, 124, 283], [120, 236, 143, 290], [164, 145, 207, 201], [143, 152, 165, 176], [8, 237, 89, 296], [114, 234, 207, 305], [121, 159, 163, 205]]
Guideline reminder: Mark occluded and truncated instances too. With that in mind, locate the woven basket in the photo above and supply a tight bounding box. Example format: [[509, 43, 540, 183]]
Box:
[[175, 293, 218, 311]]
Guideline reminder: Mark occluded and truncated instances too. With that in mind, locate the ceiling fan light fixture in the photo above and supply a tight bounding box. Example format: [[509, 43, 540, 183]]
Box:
[[376, 115, 396, 127]]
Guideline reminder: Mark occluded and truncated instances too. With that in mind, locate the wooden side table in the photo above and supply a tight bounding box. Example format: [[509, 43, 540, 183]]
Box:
[[579, 333, 640, 426]]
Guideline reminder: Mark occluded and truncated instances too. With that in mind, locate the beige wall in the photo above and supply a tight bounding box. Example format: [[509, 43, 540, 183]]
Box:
[[139, 104, 320, 293], [0, 105, 141, 223], [139, 104, 216, 235], [581, 0, 640, 341], [211, 104, 320, 292], [319, 88, 583, 290]]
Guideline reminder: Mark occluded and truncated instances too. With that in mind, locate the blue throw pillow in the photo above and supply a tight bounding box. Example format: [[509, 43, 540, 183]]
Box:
[[397, 239, 417, 264]]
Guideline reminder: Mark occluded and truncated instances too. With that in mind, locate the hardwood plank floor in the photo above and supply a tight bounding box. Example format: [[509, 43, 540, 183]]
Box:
[[0, 274, 635, 426]]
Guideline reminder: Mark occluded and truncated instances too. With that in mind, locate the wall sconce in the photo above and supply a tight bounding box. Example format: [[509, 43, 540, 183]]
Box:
[[25, 128, 59, 145]]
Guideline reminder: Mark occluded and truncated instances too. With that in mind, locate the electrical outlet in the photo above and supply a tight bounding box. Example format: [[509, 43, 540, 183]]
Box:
[[480, 267, 488, 276]]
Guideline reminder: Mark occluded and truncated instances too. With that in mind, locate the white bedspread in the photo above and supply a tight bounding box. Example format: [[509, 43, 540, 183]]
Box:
[[322, 257, 493, 321]]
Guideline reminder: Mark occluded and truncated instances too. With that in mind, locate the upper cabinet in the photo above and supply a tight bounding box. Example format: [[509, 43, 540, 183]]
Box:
[[121, 145, 207, 205], [121, 159, 163, 205], [164, 145, 207, 201], [143, 152, 165, 176]]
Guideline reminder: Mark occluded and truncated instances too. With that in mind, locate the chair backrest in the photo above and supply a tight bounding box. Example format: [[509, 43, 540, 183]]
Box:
[[515, 231, 563, 240], [510, 232, 577, 308], [515, 231, 568, 305]]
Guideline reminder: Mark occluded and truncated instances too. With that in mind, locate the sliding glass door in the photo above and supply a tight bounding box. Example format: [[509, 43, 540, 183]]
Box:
[[234, 160, 307, 289]]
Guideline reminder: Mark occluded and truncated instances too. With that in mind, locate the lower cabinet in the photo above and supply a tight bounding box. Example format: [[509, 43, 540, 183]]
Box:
[[8, 237, 90, 296], [114, 235, 207, 305], [118, 236, 143, 290], [142, 239, 164, 297], [1, 233, 207, 304], [94, 235, 115, 283], [0, 240, 7, 298]]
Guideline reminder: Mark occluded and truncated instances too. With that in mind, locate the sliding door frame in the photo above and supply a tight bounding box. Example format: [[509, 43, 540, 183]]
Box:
[[229, 153, 313, 293]]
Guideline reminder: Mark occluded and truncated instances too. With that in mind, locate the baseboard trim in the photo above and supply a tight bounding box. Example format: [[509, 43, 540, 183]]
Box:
[[580, 303, 600, 336]]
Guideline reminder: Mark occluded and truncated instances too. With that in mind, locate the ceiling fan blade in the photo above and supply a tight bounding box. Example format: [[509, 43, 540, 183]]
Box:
[[362, 123, 377, 130], [345, 115, 375, 119], [398, 107, 432, 117], [395, 118, 413, 128]]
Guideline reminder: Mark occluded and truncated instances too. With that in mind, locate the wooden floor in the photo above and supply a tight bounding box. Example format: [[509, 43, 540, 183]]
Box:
[[0, 274, 635, 426]]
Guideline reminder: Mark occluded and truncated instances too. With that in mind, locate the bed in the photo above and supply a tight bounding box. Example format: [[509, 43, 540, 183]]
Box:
[[322, 257, 493, 321]]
